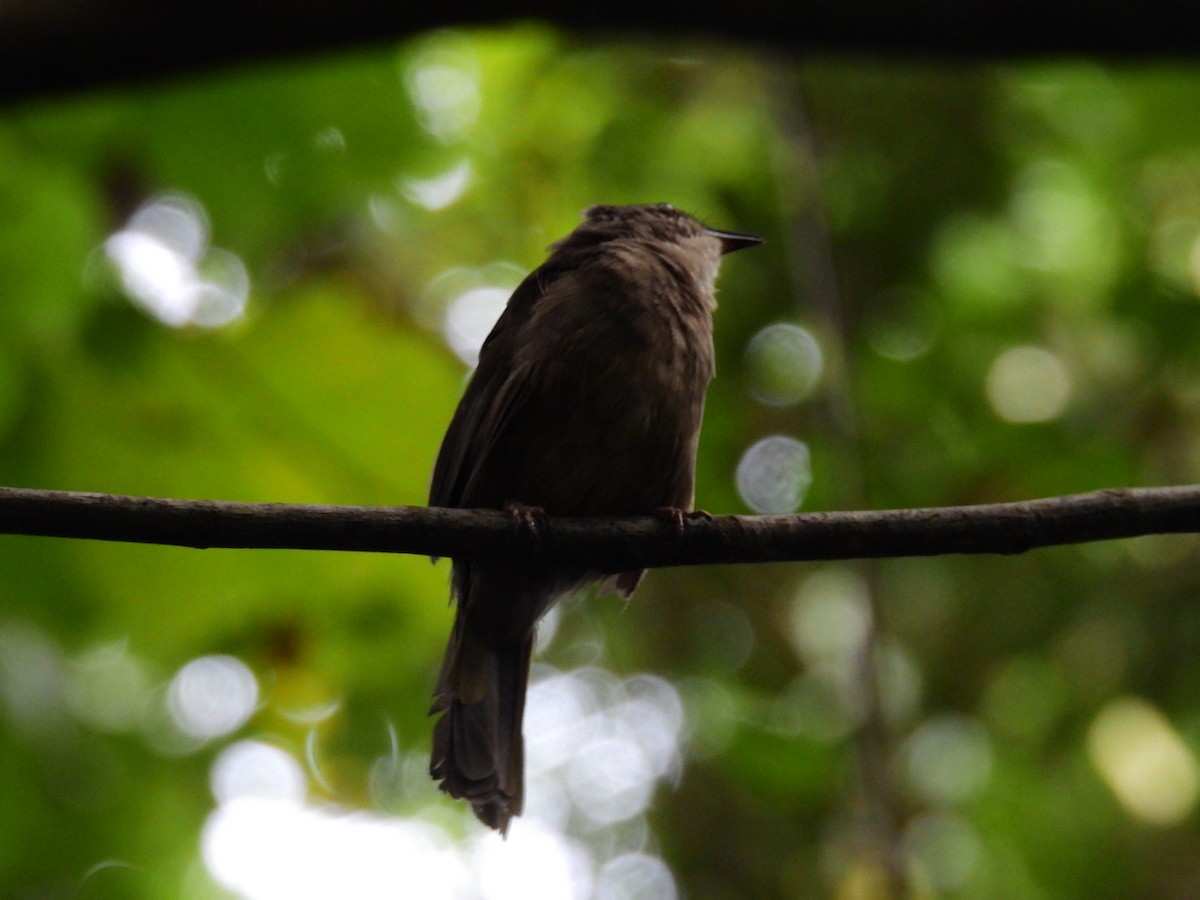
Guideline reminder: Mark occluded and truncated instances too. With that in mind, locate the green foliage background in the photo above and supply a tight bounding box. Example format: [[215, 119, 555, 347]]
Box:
[[3, 26, 1200, 899]]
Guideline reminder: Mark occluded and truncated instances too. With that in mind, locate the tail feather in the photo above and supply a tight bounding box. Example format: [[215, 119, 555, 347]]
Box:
[[430, 621, 532, 833]]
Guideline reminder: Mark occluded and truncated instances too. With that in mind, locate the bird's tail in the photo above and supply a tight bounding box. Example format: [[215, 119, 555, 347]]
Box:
[[430, 614, 533, 834]]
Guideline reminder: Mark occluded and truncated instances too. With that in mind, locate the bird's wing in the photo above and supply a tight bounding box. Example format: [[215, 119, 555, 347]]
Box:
[[429, 269, 549, 510]]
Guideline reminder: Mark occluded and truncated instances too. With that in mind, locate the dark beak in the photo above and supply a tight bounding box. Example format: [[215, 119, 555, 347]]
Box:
[[708, 228, 764, 255]]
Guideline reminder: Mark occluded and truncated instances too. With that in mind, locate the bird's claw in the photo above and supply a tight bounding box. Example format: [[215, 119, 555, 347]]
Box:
[[504, 501, 548, 545], [654, 506, 713, 536]]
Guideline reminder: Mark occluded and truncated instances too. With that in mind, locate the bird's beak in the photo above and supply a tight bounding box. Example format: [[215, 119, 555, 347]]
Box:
[[708, 229, 764, 255]]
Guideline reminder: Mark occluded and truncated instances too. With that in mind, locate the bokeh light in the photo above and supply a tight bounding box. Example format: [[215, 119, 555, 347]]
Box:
[[65, 640, 153, 733], [735, 435, 812, 514], [781, 568, 875, 737], [788, 567, 873, 669], [400, 159, 473, 211], [203, 797, 475, 900], [899, 714, 994, 806], [1087, 696, 1199, 826], [443, 286, 510, 366], [313, 126, 347, 153], [0, 619, 68, 739], [1010, 160, 1120, 299], [985, 345, 1072, 423], [104, 193, 249, 328], [167, 654, 259, 740], [200, 663, 683, 899], [1184, 231, 1200, 298], [593, 854, 677, 900], [418, 264, 524, 364], [777, 570, 922, 745], [524, 667, 685, 826], [211, 740, 307, 805], [744, 322, 823, 405], [403, 36, 482, 142], [930, 213, 1024, 310], [902, 812, 983, 893], [874, 639, 922, 727]]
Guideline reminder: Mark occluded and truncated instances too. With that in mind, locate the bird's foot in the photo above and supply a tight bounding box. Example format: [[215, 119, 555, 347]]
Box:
[[654, 506, 713, 536], [504, 501, 548, 544]]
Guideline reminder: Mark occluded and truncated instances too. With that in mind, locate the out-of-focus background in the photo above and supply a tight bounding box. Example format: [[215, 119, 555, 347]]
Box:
[[4, 21, 1200, 900]]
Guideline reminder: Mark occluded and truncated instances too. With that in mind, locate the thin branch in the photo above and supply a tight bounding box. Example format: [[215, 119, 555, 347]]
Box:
[[0, 484, 1197, 571]]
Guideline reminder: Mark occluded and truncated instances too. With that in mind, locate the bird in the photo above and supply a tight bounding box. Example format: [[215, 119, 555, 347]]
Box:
[[428, 203, 761, 832]]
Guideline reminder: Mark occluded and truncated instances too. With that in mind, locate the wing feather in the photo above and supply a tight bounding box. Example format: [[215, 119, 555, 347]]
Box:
[[429, 268, 550, 510]]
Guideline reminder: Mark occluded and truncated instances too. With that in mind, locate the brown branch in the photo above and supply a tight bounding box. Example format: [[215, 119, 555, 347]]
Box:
[[0, 484, 1197, 571]]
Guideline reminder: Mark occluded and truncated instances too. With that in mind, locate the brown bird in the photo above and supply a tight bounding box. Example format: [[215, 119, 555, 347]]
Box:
[[428, 203, 761, 832]]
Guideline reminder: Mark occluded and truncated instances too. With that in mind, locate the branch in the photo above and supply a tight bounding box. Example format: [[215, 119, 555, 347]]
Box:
[[0, 485, 1196, 571]]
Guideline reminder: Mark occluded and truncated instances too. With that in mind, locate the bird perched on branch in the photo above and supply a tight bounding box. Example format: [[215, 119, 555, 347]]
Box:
[[428, 203, 761, 832]]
